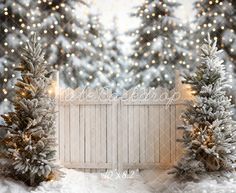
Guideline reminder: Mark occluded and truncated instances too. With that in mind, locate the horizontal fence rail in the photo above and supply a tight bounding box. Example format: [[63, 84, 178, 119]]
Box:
[[55, 76, 192, 171]]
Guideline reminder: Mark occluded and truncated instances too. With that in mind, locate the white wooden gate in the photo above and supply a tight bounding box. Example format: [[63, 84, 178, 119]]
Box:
[[55, 78, 192, 171]]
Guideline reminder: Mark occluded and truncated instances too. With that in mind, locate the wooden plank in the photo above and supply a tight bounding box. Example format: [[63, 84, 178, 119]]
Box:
[[112, 101, 118, 170], [128, 104, 134, 164], [64, 89, 71, 164], [90, 95, 96, 172], [95, 104, 101, 169], [165, 104, 171, 164], [159, 92, 166, 165], [85, 89, 91, 172], [121, 100, 129, 170], [70, 92, 79, 162], [100, 104, 107, 172], [139, 105, 147, 164], [153, 97, 160, 164], [106, 88, 113, 171], [147, 106, 155, 163], [133, 105, 140, 164], [79, 104, 85, 172], [107, 103, 112, 169], [117, 100, 123, 171]]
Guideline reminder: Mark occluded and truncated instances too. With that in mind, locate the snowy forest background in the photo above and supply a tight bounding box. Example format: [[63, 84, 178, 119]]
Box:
[[0, 0, 235, 114]]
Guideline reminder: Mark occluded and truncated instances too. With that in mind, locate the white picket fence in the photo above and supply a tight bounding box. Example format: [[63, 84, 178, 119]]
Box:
[[55, 76, 192, 171]]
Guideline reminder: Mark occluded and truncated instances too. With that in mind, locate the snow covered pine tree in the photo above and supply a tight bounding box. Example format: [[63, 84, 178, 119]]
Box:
[[0, 35, 58, 186], [129, 0, 187, 89], [191, 0, 236, 80], [62, 12, 112, 89], [172, 35, 236, 179], [104, 17, 129, 94]]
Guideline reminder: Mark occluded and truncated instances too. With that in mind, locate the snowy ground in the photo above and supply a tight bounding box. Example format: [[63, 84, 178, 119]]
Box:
[[1, 168, 236, 193], [142, 169, 236, 193], [0, 168, 153, 193]]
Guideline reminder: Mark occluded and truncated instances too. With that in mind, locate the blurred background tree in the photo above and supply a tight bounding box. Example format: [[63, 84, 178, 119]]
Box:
[[128, 0, 190, 89], [0, 0, 33, 109]]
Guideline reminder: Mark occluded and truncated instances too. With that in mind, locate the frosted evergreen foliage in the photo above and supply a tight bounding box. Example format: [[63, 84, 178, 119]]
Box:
[[103, 18, 130, 95], [0, 35, 57, 186], [0, 0, 32, 105], [0, 0, 85, 106], [61, 14, 130, 94], [173, 35, 236, 179], [190, 0, 236, 83], [129, 0, 187, 89], [36, 0, 85, 69], [61, 12, 112, 89]]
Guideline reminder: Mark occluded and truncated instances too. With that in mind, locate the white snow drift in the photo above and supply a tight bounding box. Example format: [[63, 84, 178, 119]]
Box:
[[1, 168, 236, 193]]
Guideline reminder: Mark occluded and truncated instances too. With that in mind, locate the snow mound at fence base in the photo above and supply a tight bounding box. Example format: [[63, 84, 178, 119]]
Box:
[[2, 168, 236, 193], [0, 168, 152, 193], [141, 169, 236, 193]]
